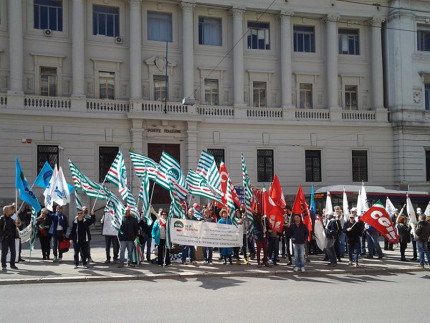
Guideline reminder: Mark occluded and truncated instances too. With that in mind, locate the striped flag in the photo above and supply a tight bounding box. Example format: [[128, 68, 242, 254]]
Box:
[[156, 151, 188, 200], [241, 154, 255, 236], [196, 151, 222, 194], [186, 170, 222, 203], [168, 180, 187, 219], [219, 162, 238, 224], [138, 168, 152, 225], [105, 191, 124, 232], [133, 237, 144, 264], [125, 188, 139, 220], [105, 151, 128, 200], [69, 159, 108, 199], [130, 151, 159, 181], [74, 190, 83, 210], [193, 206, 203, 220]]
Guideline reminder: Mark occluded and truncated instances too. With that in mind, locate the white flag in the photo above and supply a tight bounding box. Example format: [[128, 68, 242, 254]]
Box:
[[44, 165, 58, 211], [51, 167, 71, 207], [361, 182, 369, 212], [325, 191, 333, 215], [356, 189, 363, 215], [424, 201, 430, 217], [406, 194, 417, 225], [314, 215, 327, 251], [385, 197, 396, 217], [343, 186, 350, 222]]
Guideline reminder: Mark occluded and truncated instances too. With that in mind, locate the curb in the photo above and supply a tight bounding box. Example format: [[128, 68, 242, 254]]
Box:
[[0, 266, 425, 286]]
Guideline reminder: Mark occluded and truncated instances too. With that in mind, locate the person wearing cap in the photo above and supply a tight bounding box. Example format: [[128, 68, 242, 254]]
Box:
[[343, 212, 364, 267], [68, 208, 95, 269], [118, 207, 139, 268], [218, 208, 233, 265], [181, 208, 197, 265], [36, 208, 52, 260], [49, 205, 68, 263], [415, 213, 430, 269], [0, 204, 21, 271]]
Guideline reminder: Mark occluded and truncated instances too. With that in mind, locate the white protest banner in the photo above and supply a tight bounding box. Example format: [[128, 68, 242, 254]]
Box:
[[169, 218, 243, 248], [19, 223, 33, 243]]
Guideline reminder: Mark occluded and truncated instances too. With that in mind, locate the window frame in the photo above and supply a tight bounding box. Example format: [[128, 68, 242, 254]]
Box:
[[417, 27, 430, 52], [153, 75, 168, 102], [305, 150, 321, 182], [253, 81, 267, 108], [92, 4, 120, 37], [344, 85, 358, 110], [247, 21, 270, 50], [426, 150, 430, 182], [198, 16, 222, 46], [207, 149, 225, 167], [34, 0, 63, 31], [204, 79, 219, 106], [37, 145, 59, 174], [425, 83, 430, 110], [299, 83, 313, 109], [257, 149, 274, 183], [40, 66, 57, 97], [352, 150, 368, 182], [99, 146, 119, 182], [99, 71, 115, 100], [293, 25, 315, 53], [338, 28, 360, 55]]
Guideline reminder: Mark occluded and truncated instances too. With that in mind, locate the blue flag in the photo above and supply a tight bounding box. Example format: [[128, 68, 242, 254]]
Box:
[[310, 184, 316, 213], [15, 158, 41, 212], [34, 161, 53, 188]]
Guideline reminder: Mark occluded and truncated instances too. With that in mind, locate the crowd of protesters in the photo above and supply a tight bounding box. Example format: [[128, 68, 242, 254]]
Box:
[[1, 202, 430, 272]]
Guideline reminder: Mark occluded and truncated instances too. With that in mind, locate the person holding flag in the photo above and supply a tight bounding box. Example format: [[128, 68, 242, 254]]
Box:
[[0, 204, 21, 271], [35, 208, 52, 260], [395, 215, 411, 262], [118, 207, 139, 268]]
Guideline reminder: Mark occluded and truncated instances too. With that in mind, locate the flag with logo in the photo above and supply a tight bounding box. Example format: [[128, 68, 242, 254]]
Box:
[[219, 162, 239, 223], [105, 191, 124, 232], [69, 159, 108, 199], [196, 151, 222, 195], [385, 197, 396, 218], [44, 164, 58, 211], [105, 150, 128, 200], [156, 151, 188, 200], [15, 158, 41, 212], [241, 154, 255, 236], [360, 202, 399, 243], [186, 170, 222, 203], [34, 161, 54, 189], [138, 168, 152, 225], [263, 188, 284, 233], [292, 185, 312, 241], [126, 188, 139, 219], [51, 166, 71, 207], [269, 174, 286, 208], [130, 151, 159, 181]]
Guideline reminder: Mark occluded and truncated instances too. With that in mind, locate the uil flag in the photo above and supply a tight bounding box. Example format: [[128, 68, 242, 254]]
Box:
[[105, 151, 128, 200], [343, 187, 350, 222], [263, 188, 284, 233], [310, 184, 316, 213], [360, 202, 399, 243], [269, 174, 286, 208], [51, 166, 71, 207], [325, 191, 333, 216], [15, 158, 41, 212], [406, 194, 417, 225], [34, 161, 54, 189], [292, 185, 312, 241], [385, 197, 396, 218], [44, 165, 58, 211]]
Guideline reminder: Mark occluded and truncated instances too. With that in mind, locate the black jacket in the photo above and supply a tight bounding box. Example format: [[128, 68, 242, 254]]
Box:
[[0, 215, 18, 240], [415, 221, 430, 242], [343, 220, 364, 244], [396, 223, 411, 244], [69, 215, 95, 243], [118, 216, 139, 241], [289, 222, 309, 245]]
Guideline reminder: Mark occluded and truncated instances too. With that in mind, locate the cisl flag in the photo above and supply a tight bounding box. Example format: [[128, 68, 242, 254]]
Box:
[[361, 203, 399, 243], [263, 188, 284, 233]]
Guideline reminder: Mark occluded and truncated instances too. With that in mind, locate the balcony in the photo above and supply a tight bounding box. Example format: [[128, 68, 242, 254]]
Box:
[[0, 93, 390, 124]]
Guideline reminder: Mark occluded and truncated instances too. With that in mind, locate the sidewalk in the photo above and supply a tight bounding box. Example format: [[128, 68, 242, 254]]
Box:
[[0, 234, 427, 285]]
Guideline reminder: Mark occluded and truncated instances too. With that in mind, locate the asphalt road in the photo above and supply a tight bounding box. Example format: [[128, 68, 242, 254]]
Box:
[[2, 272, 429, 322]]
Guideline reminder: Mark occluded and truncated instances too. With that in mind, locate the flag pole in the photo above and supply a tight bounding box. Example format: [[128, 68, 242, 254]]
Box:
[[149, 182, 156, 205], [91, 177, 108, 213]]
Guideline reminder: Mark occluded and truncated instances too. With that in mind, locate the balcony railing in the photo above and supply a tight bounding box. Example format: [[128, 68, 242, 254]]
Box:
[[247, 107, 283, 119], [295, 109, 330, 120], [24, 96, 71, 110], [342, 110, 376, 121], [197, 105, 234, 117], [87, 98, 130, 113], [142, 101, 187, 114]]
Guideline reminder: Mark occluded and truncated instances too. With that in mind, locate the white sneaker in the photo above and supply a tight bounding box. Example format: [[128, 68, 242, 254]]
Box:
[[300, 267, 305, 272], [294, 267, 299, 272], [348, 261, 352, 266]]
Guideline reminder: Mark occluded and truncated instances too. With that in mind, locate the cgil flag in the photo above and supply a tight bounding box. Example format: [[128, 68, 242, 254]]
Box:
[[263, 188, 284, 233], [269, 174, 286, 209], [292, 185, 312, 241], [69, 159, 108, 199], [15, 158, 41, 212], [105, 150, 128, 200], [360, 202, 399, 243], [219, 162, 238, 223], [34, 161, 54, 189], [130, 151, 159, 181]]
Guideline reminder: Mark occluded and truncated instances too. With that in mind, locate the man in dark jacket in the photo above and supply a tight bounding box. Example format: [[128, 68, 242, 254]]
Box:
[[138, 212, 156, 262], [0, 205, 21, 271], [68, 209, 95, 269], [415, 214, 430, 269], [49, 205, 68, 262], [343, 214, 364, 267], [288, 214, 308, 272], [118, 207, 139, 268], [325, 213, 340, 267]]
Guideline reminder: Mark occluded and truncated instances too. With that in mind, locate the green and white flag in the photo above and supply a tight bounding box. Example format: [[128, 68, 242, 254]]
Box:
[[196, 151, 222, 195], [69, 159, 107, 200], [105, 150, 128, 200], [105, 191, 124, 232], [74, 190, 83, 210], [241, 154, 255, 237], [130, 151, 159, 181], [186, 170, 222, 203], [126, 188, 139, 219], [138, 168, 152, 225], [156, 151, 188, 200]]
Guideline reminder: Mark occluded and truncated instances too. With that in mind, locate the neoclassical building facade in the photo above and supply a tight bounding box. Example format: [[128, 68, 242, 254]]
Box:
[[0, 0, 428, 207]]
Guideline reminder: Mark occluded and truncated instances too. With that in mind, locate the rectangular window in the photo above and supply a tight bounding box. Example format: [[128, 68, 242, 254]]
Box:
[[99, 71, 115, 99], [417, 29, 430, 52], [207, 149, 225, 167], [338, 28, 359, 55], [425, 83, 430, 110], [34, 0, 63, 31], [294, 26, 315, 53], [352, 150, 368, 182], [37, 145, 59, 174], [247, 22, 270, 50], [99, 146, 119, 182], [40, 67, 57, 96], [299, 83, 313, 109], [253, 82, 266, 107], [198, 17, 222, 46], [204, 79, 219, 105], [345, 85, 358, 110], [427, 150, 430, 182], [154, 75, 168, 102], [305, 150, 321, 182], [257, 149, 274, 183], [147, 11, 172, 42], [93, 5, 119, 37]]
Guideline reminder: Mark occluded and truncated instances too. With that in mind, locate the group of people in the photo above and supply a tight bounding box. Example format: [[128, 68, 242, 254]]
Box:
[[1, 201, 430, 272]]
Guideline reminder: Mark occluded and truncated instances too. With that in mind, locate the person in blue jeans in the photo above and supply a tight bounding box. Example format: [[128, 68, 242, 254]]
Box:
[[366, 224, 383, 259], [288, 214, 308, 273], [118, 207, 139, 268], [202, 208, 214, 264], [343, 214, 364, 267], [182, 208, 197, 265], [415, 214, 430, 269]]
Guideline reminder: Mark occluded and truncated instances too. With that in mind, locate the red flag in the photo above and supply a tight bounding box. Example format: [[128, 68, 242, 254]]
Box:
[[269, 174, 286, 208], [263, 188, 284, 233], [218, 162, 240, 209], [360, 204, 399, 243], [292, 185, 312, 241]]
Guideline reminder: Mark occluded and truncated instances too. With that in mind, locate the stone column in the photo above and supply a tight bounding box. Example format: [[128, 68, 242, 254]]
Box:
[[232, 8, 245, 107], [8, 0, 23, 93], [186, 121, 198, 170], [280, 10, 294, 109], [371, 17, 385, 110], [71, 0, 85, 97], [129, 0, 142, 100], [181, 2, 195, 99], [326, 14, 340, 109]]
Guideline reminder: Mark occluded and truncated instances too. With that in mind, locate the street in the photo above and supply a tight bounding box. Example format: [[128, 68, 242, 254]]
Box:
[[2, 271, 429, 322]]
